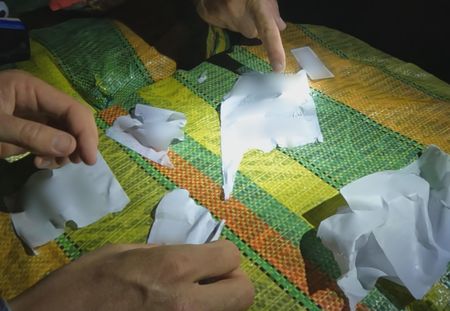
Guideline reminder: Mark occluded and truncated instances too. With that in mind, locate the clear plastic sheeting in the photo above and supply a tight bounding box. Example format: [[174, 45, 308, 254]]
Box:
[[318, 145, 450, 310]]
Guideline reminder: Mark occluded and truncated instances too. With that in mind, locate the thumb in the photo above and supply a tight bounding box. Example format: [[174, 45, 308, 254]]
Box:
[[0, 114, 76, 157]]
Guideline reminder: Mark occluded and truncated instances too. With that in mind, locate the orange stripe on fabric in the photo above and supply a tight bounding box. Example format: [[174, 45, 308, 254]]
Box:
[[114, 21, 176, 81], [99, 106, 370, 311], [244, 24, 450, 152]]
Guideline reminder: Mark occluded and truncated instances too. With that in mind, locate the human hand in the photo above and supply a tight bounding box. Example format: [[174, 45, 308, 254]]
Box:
[[0, 70, 98, 168], [9, 240, 254, 311], [196, 0, 286, 72]]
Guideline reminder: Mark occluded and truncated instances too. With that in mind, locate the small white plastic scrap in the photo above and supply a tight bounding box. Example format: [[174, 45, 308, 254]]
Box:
[[291, 46, 334, 80], [198, 70, 208, 84], [148, 189, 225, 245]]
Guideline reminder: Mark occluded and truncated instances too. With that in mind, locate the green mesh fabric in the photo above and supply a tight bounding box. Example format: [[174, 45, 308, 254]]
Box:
[[2, 15, 449, 310], [31, 18, 152, 109], [281, 91, 423, 188], [55, 234, 83, 259], [175, 63, 238, 109]]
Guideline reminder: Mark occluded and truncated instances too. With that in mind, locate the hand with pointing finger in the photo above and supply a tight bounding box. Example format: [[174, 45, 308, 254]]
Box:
[[0, 70, 98, 168], [9, 240, 255, 311], [195, 0, 287, 72]]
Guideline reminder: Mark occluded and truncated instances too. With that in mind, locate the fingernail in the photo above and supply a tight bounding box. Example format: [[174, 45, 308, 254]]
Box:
[[52, 135, 72, 155], [273, 62, 285, 73]]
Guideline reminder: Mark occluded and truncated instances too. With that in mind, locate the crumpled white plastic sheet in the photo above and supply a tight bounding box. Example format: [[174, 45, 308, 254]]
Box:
[[148, 189, 225, 245], [317, 145, 450, 310], [106, 104, 186, 168], [220, 70, 323, 199], [5, 152, 129, 250]]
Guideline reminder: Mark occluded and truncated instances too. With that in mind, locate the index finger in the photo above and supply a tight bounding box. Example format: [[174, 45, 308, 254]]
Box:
[[169, 240, 241, 282], [193, 268, 255, 311], [31, 77, 98, 165], [253, 5, 286, 72]]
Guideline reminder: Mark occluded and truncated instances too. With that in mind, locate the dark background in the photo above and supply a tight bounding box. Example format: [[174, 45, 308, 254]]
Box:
[[19, 0, 450, 83], [278, 1, 450, 83]]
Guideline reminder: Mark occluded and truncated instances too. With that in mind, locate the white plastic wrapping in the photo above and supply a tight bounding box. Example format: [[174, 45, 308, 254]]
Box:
[[6, 152, 129, 249], [106, 104, 186, 168], [318, 145, 450, 310]]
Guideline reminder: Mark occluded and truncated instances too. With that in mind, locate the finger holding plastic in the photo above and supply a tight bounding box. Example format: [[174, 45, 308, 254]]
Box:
[[0, 113, 76, 159]]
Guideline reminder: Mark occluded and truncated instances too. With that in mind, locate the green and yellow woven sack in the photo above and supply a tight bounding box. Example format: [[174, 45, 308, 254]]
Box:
[[1, 18, 449, 311]]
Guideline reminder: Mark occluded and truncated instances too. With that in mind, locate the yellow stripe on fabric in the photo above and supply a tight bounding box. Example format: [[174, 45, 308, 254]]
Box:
[[139, 78, 338, 217], [114, 21, 176, 82], [16, 40, 94, 113], [241, 255, 306, 311], [139, 77, 222, 154], [406, 283, 450, 311], [0, 214, 69, 300], [245, 24, 450, 152], [239, 150, 338, 215], [67, 134, 167, 251]]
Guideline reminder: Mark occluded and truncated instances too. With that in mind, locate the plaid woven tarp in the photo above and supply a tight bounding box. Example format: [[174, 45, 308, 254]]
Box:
[[1, 18, 450, 311]]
